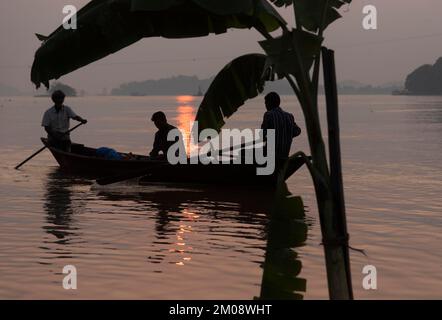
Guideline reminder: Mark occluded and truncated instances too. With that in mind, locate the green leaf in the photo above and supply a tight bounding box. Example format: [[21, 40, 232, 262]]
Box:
[[31, 0, 284, 88], [294, 0, 352, 32], [194, 54, 269, 134], [191, 0, 254, 15], [131, 0, 184, 11], [258, 30, 323, 78], [131, 0, 253, 14], [268, 0, 352, 32]]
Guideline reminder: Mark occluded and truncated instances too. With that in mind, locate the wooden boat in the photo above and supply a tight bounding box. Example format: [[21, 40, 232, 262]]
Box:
[[42, 138, 307, 187]]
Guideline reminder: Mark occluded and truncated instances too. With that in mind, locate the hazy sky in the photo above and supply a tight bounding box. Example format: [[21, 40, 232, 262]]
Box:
[[1, 0, 442, 93]]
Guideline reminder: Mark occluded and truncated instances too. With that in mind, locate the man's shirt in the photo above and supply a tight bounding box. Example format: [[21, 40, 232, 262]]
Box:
[[42, 105, 78, 140], [150, 124, 183, 157], [261, 106, 301, 159]]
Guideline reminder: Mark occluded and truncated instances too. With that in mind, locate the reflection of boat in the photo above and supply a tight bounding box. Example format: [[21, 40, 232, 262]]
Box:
[[41, 138, 307, 187], [97, 185, 276, 215], [96, 183, 308, 299]]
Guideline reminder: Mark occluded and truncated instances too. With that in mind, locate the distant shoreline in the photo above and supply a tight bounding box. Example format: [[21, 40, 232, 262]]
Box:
[[4, 93, 442, 99]]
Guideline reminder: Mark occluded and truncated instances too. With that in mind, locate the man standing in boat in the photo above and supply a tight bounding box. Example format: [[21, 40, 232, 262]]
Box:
[[149, 111, 184, 159], [261, 92, 301, 163], [42, 90, 87, 152]]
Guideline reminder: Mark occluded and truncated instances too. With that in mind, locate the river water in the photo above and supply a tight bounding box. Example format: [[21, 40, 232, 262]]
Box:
[[0, 95, 441, 299]]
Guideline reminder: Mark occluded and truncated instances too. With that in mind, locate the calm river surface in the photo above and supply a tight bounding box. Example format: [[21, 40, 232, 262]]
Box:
[[0, 95, 441, 299]]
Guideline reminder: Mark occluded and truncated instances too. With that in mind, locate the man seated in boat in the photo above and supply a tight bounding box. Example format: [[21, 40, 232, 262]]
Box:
[[261, 92, 301, 164], [149, 111, 184, 160], [41, 90, 87, 152]]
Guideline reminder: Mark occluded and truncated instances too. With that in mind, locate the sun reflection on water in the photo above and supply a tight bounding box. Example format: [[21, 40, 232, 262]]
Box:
[[171, 209, 198, 266], [175, 96, 197, 155]]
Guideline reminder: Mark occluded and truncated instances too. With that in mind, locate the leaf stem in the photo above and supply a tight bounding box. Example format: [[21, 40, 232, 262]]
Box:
[[293, 2, 301, 30]]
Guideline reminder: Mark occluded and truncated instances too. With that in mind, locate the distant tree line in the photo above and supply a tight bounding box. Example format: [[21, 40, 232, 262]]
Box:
[[111, 76, 400, 96], [405, 57, 442, 95], [111, 75, 212, 96], [49, 82, 77, 96]]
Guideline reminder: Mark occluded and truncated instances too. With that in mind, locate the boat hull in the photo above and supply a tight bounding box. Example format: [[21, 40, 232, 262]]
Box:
[[42, 138, 306, 187]]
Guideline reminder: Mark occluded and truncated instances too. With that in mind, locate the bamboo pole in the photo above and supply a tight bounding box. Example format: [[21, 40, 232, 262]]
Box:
[[286, 72, 352, 300], [321, 47, 354, 299]]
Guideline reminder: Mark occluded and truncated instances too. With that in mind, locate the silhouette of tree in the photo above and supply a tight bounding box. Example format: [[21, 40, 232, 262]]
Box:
[[49, 82, 77, 97], [406, 57, 442, 95]]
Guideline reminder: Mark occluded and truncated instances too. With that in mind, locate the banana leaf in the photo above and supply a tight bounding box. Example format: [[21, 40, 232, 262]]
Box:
[[258, 30, 323, 79], [132, 0, 253, 14], [194, 53, 270, 134], [31, 0, 285, 88], [269, 0, 352, 32]]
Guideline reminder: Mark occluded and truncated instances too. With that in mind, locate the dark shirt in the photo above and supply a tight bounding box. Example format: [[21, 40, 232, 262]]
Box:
[[150, 124, 183, 158], [261, 106, 301, 159]]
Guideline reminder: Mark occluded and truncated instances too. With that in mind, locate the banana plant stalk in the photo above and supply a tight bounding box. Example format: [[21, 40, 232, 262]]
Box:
[[264, 0, 354, 299]]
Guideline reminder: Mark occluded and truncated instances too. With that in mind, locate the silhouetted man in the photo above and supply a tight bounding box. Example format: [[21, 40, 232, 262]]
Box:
[[261, 92, 301, 160], [149, 111, 183, 159], [42, 90, 87, 152]]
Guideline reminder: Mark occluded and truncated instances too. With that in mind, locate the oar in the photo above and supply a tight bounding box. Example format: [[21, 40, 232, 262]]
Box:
[[202, 139, 261, 156], [15, 122, 84, 170], [209, 139, 262, 160]]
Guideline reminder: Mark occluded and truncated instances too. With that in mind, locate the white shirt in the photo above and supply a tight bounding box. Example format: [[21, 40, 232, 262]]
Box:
[[42, 105, 78, 137]]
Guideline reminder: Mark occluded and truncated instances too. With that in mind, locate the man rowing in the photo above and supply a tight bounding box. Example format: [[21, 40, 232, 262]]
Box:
[[42, 90, 87, 152]]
